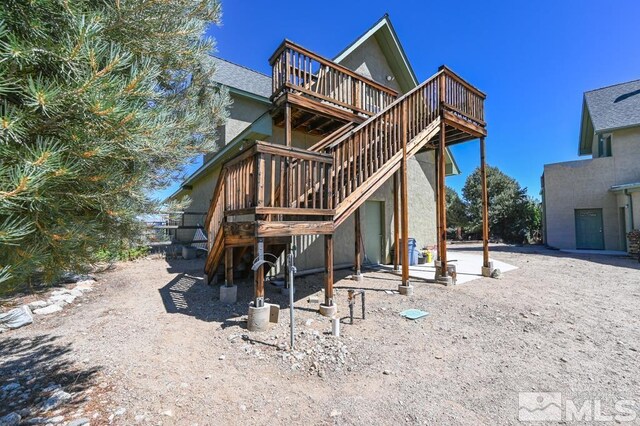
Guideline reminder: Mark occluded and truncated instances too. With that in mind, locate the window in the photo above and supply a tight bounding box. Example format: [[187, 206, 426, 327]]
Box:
[[597, 134, 612, 157]]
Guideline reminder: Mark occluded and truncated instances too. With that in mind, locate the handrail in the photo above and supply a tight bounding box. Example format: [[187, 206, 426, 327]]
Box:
[[271, 40, 398, 116], [269, 40, 398, 96], [327, 69, 445, 149]]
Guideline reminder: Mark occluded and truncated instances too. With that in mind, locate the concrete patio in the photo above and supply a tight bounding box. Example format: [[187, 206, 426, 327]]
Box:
[[379, 251, 517, 285]]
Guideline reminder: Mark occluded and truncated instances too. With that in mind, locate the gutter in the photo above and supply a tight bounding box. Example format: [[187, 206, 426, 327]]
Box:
[[626, 189, 635, 229]]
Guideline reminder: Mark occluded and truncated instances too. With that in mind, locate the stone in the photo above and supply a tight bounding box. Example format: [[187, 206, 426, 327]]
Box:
[[33, 305, 63, 315], [0, 412, 21, 426], [28, 301, 50, 310], [490, 268, 502, 279], [49, 416, 64, 423], [218, 355, 225, 361], [67, 419, 90, 426], [49, 294, 75, 305], [114, 407, 126, 416], [383, 370, 391, 375], [42, 390, 71, 412], [0, 306, 33, 332], [1, 383, 21, 392]]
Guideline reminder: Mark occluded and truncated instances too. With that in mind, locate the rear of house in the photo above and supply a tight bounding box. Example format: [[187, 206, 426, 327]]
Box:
[[542, 80, 640, 252]]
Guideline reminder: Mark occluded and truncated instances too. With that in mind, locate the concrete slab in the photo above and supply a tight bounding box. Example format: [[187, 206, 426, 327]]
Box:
[[560, 249, 628, 256], [381, 252, 517, 285]]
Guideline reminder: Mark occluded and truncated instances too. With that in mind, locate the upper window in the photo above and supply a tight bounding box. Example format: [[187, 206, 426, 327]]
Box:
[[597, 134, 612, 158]]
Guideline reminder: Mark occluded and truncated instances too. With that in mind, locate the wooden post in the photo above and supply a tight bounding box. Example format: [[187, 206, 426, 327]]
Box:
[[224, 247, 233, 287], [434, 148, 441, 262], [438, 120, 448, 277], [393, 172, 400, 271], [324, 234, 334, 306], [480, 137, 490, 268], [401, 103, 410, 286], [254, 238, 264, 306], [284, 102, 291, 208], [355, 208, 362, 276]]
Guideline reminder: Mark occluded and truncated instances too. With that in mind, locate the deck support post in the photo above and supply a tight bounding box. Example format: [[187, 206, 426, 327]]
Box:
[[435, 148, 441, 264], [399, 103, 413, 296], [393, 172, 400, 271], [284, 102, 292, 210], [320, 234, 337, 316], [436, 119, 452, 285], [354, 208, 363, 281], [253, 238, 265, 307], [480, 137, 492, 277], [219, 246, 238, 302]]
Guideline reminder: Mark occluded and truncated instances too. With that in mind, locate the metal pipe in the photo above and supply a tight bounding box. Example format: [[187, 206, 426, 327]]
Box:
[[287, 249, 296, 350]]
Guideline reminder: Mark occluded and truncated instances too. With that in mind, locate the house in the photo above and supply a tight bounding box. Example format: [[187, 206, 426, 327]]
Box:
[[542, 79, 640, 252], [169, 15, 489, 329]]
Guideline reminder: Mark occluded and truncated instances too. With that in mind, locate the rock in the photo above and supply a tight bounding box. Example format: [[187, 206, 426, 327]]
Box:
[[218, 355, 225, 361], [67, 419, 90, 426], [330, 409, 341, 417], [25, 417, 46, 425], [42, 389, 71, 412], [134, 414, 146, 423], [490, 268, 502, 279], [33, 305, 63, 315], [48, 294, 76, 305], [530, 311, 541, 317], [28, 301, 50, 310], [49, 416, 64, 423], [161, 410, 173, 417], [0, 306, 33, 332], [560, 357, 568, 363], [0, 412, 21, 426], [60, 273, 95, 283], [305, 319, 314, 326], [1, 382, 21, 392], [114, 407, 126, 416], [383, 370, 391, 375]]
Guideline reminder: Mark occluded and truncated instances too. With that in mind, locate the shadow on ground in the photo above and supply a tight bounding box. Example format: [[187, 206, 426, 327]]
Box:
[[158, 257, 379, 326], [0, 334, 100, 419]]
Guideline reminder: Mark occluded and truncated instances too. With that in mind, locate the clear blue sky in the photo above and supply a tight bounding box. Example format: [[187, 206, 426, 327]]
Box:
[[154, 0, 640, 202]]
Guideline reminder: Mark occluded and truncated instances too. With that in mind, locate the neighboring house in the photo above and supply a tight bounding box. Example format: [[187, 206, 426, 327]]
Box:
[[166, 14, 488, 326], [542, 79, 640, 251], [169, 15, 461, 268]]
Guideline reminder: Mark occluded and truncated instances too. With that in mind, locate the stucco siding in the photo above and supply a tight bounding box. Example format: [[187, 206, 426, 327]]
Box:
[[338, 37, 402, 93], [544, 158, 620, 250]]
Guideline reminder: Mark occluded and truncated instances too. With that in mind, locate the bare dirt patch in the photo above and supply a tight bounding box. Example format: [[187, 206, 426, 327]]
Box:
[[2, 245, 639, 425]]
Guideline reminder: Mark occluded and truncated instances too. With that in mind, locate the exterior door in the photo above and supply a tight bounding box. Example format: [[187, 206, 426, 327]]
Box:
[[575, 209, 605, 250], [363, 201, 384, 264]]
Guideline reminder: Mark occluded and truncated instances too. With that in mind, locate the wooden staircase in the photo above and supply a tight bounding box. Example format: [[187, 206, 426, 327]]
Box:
[[204, 42, 486, 307]]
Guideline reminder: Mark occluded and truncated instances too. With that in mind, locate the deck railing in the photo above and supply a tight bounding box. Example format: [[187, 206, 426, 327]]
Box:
[[270, 40, 398, 116]]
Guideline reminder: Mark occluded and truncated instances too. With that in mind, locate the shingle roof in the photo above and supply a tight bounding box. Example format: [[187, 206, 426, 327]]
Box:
[[585, 79, 640, 132], [211, 56, 271, 99]]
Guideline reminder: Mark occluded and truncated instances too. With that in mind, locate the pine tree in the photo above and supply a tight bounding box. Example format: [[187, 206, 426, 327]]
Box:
[[0, 0, 229, 289]]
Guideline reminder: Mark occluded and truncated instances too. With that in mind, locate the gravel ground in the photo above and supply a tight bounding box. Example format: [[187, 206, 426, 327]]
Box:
[[1, 244, 640, 425]]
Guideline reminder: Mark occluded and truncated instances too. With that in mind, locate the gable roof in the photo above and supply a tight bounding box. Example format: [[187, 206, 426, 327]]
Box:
[[211, 56, 271, 99], [579, 79, 640, 155], [333, 14, 418, 93]]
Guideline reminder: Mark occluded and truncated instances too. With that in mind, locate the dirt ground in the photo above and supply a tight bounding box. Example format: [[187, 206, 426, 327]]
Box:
[[1, 244, 640, 425]]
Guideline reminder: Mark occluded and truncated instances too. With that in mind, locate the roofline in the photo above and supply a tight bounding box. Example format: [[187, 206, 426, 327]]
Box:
[[610, 182, 640, 193], [446, 148, 461, 176], [227, 86, 271, 104], [332, 14, 419, 88], [165, 111, 272, 202], [578, 96, 593, 156], [211, 55, 271, 79], [584, 77, 640, 94]]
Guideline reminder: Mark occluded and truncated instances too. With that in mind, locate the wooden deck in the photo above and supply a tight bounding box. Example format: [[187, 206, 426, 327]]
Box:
[[205, 40, 489, 315]]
